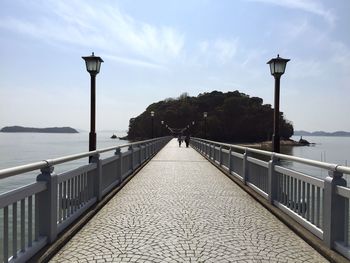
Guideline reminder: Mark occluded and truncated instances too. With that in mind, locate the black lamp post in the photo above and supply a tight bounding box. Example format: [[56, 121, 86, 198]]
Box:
[[151, 111, 155, 138], [267, 54, 290, 153], [82, 52, 104, 153], [203, 112, 208, 139]]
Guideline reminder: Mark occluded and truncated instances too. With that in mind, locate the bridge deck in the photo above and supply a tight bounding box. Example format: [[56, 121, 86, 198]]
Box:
[[51, 139, 327, 262]]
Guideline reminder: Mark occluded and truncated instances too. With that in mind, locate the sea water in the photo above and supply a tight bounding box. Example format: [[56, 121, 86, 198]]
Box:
[[0, 131, 128, 193]]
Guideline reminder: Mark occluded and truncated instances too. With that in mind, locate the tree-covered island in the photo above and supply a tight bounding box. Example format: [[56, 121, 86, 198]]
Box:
[[127, 91, 293, 143]]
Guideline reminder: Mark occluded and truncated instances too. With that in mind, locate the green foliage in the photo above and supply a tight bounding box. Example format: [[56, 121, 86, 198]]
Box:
[[127, 90, 294, 142]]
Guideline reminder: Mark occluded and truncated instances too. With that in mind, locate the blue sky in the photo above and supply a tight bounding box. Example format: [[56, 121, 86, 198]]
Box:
[[0, 0, 349, 132]]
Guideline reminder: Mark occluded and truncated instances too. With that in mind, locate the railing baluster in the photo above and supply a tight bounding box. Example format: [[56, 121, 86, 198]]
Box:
[[67, 179, 71, 217], [58, 182, 62, 223], [35, 193, 39, 241], [311, 185, 315, 224], [86, 172, 89, 200], [79, 173, 82, 207], [298, 179, 301, 215], [294, 178, 297, 212], [72, 177, 75, 213], [12, 202, 17, 259], [63, 181, 67, 220], [28, 196, 32, 247], [276, 173, 280, 202], [302, 181, 306, 216], [21, 198, 25, 252], [283, 174, 286, 205], [75, 175, 78, 210], [72, 176, 76, 212], [287, 175, 290, 208], [4, 206, 9, 263], [306, 183, 310, 221], [81, 173, 84, 205], [290, 176, 293, 209], [316, 186, 321, 228], [344, 198, 349, 246], [70, 178, 74, 215]]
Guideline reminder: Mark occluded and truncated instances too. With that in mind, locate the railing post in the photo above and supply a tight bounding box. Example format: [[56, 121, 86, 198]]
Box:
[[242, 149, 248, 184], [115, 148, 122, 184], [267, 154, 278, 204], [219, 146, 222, 165], [323, 170, 346, 248], [36, 165, 57, 243], [228, 147, 232, 173], [91, 154, 102, 201]]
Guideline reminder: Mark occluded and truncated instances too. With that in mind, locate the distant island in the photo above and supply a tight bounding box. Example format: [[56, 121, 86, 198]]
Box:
[[294, 130, 350, 137], [0, 126, 78, 133]]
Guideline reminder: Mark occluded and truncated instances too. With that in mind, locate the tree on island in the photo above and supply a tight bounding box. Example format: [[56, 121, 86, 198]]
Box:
[[127, 91, 293, 143]]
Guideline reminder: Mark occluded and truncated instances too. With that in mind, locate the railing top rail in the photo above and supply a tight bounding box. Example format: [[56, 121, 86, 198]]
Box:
[[192, 137, 350, 174], [0, 136, 169, 180]]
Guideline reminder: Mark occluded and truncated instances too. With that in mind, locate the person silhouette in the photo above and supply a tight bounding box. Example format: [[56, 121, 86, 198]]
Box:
[[177, 134, 182, 147], [185, 134, 190, 148]]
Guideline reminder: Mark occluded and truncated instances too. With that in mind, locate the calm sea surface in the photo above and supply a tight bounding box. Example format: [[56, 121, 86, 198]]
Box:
[[0, 131, 128, 193], [284, 136, 350, 181], [0, 133, 349, 193]]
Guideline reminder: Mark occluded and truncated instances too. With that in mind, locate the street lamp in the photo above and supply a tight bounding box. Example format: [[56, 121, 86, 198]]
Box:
[[267, 54, 290, 153], [203, 112, 208, 139], [82, 52, 104, 154], [151, 111, 155, 138], [161, 120, 164, 136]]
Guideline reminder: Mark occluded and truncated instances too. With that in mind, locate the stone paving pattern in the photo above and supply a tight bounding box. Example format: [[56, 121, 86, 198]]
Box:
[[51, 139, 328, 262]]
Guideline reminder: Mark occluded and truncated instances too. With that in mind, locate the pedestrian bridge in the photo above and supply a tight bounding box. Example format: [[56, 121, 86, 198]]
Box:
[[0, 137, 349, 262]]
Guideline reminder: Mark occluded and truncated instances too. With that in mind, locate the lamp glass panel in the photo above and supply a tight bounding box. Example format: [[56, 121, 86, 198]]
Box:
[[86, 60, 98, 72], [274, 61, 286, 74], [269, 63, 275, 75], [96, 61, 102, 73]]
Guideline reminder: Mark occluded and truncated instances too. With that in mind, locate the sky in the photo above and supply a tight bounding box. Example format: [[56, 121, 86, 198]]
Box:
[[0, 0, 349, 132]]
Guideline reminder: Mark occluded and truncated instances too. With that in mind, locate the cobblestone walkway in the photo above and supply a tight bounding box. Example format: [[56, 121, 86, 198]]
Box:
[[51, 139, 328, 263]]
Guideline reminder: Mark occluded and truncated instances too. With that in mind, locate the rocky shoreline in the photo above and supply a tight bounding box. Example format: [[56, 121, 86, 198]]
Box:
[[239, 139, 311, 150]]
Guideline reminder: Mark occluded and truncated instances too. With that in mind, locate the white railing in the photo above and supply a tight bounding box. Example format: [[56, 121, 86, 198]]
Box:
[[0, 137, 171, 263], [191, 137, 350, 260]]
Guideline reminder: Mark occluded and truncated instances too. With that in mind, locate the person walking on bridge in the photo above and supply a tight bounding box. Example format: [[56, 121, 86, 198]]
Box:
[[185, 134, 190, 148], [177, 134, 182, 147]]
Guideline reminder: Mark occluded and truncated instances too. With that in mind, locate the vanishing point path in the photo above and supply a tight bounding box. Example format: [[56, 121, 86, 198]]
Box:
[[51, 139, 327, 263]]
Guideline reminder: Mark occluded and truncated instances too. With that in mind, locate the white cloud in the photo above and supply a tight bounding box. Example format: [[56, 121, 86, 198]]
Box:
[[247, 0, 336, 26], [214, 39, 238, 63], [197, 38, 239, 65], [0, 0, 185, 66], [103, 54, 166, 70]]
